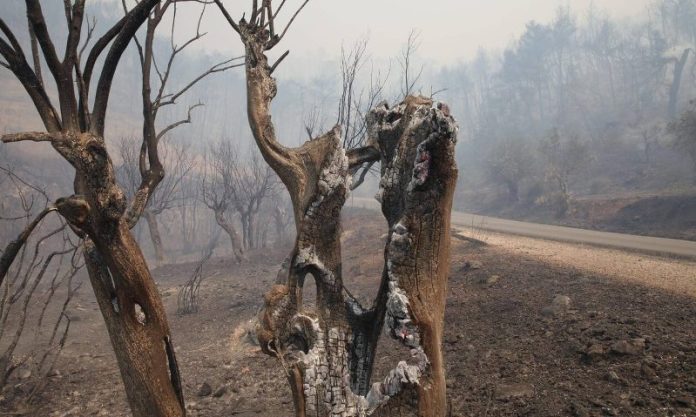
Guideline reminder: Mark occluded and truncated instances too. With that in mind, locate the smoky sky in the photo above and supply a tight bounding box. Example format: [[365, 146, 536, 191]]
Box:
[[159, 0, 652, 76]]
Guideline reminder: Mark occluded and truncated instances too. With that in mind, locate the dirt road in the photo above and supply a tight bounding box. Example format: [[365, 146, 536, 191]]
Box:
[[349, 196, 696, 259]]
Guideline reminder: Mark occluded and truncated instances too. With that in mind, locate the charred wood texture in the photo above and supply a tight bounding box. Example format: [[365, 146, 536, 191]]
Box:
[[216, 3, 458, 415]]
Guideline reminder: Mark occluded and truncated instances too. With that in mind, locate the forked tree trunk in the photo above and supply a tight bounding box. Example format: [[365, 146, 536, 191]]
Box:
[[214, 210, 245, 263], [144, 209, 166, 264], [256, 98, 458, 417], [219, 11, 457, 416]]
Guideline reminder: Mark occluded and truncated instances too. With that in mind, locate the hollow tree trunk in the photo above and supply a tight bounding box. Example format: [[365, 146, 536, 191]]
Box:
[[257, 97, 458, 417], [225, 15, 456, 417], [83, 237, 184, 417], [371, 98, 458, 416], [144, 209, 165, 264], [214, 210, 245, 263]]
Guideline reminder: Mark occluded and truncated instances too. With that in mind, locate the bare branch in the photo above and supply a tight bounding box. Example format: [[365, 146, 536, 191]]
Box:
[[213, 0, 241, 33], [156, 103, 204, 141], [269, 50, 289, 74], [64, 0, 86, 66], [91, 0, 162, 136], [0, 19, 60, 131], [27, 19, 43, 88], [350, 161, 376, 190], [0, 18, 24, 55], [274, 0, 310, 48], [1, 132, 64, 144], [25, 0, 62, 81], [0, 207, 57, 287], [346, 145, 380, 169], [157, 57, 244, 108], [272, 0, 288, 18]]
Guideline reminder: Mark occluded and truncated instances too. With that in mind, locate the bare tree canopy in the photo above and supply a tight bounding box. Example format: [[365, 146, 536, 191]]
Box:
[[0, 2, 195, 416]]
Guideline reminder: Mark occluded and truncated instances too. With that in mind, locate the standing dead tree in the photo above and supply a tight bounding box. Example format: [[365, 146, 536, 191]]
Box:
[[176, 229, 220, 315], [119, 0, 241, 263], [201, 141, 246, 263], [0, 2, 189, 415], [119, 138, 195, 264], [398, 29, 424, 98], [539, 129, 591, 217], [215, 1, 458, 416], [668, 100, 696, 182], [229, 150, 279, 250], [176, 171, 202, 255], [0, 165, 82, 404], [337, 38, 390, 191], [121, 0, 243, 228]]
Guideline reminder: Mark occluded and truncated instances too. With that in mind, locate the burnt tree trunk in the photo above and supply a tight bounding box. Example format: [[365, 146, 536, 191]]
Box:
[[56, 134, 185, 417], [214, 209, 245, 263], [144, 209, 165, 264], [0, 1, 187, 416], [217, 6, 457, 416], [256, 98, 457, 417]]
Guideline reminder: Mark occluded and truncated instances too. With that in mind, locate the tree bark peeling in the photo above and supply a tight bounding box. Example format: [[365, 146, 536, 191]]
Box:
[[257, 97, 457, 417], [216, 5, 457, 415]]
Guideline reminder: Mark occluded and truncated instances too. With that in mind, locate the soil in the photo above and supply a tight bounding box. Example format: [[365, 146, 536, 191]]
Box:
[[2, 208, 696, 417]]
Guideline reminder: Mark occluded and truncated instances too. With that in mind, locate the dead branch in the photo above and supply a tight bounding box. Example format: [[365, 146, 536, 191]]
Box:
[[1, 132, 63, 144], [177, 231, 220, 315], [0, 207, 57, 288]]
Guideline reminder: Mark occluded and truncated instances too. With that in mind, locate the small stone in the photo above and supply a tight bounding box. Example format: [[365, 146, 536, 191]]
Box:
[[197, 382, 212, 397], [610, 338, 645, 356], [552, 295, 571, 309], [542, 295, 571, 317], [602, 407, 618, 416], [675, 396, 693, 408], [604, 370, 623, 385], [495, 383, 534, 401], [467, 260, 483, 270], [640, 362, 658, 382], [47, 369, 61, 377], [584, 343, 605, 358], [477, 275, 499, 285], [213, 385, 227, 398], [569, 402, 589, 417], [17, 368, 31, 380]]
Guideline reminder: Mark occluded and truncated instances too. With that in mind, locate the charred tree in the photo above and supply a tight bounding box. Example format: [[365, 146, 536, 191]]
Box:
[[0, 2, 188, 415], [215, 1, 458, 415], [201, 142, 246, 263], [229, 150, 278, 250], [118, 0, 240, 264], [119, 139, 195, 265]]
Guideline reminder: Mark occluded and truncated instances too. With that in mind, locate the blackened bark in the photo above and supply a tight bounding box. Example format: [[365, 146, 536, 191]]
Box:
[[216, 4, 457, 416]]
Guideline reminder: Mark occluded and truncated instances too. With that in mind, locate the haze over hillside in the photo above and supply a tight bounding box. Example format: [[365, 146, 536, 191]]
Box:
[[2, 0, 695, 237]]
